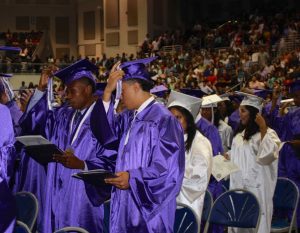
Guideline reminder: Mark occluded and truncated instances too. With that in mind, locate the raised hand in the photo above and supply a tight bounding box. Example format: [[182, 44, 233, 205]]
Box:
[[38, 65, 59, 92]]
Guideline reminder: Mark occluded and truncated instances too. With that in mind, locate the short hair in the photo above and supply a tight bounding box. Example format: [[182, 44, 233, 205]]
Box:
[[124, 78, 154, 92], [77, 77, 96, 93]]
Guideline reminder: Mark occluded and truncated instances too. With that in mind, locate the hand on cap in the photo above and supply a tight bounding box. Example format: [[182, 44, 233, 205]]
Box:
[[103, 61, 124, 102], [20, 89, 33, 112], [255, 113, 267, 138], [38, 65, 59, 92]]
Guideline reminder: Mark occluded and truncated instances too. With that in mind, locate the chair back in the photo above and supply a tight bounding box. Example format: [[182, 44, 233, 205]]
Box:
[[174, 203, 198, 233], [201, 190, 213, 222], [271, 177, 299, 233], [15, 192, 38, 231], [14, 221, 31, 233], [273, 177, 299, 210], [54, 226, 89, 233], [204, 189, 261, 233]]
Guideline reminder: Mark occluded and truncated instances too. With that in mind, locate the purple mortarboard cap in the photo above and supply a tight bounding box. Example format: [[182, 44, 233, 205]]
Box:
[[229, 94, 243, 103], [150, 85, 169, 97], [120, 57, 157, 83], [54, 59, 98, 85], [252, 89, 272, 99], [0, 46, 21, 52], [290, 80, 300, 93], [180, 88, 206, 98]]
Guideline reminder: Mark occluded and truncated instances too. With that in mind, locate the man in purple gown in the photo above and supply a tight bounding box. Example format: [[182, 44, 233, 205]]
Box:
[[20, 59, 117, 233], [0, 103, 17, 233], [99, 58, 185, 232], [269, 80, 300, 227]]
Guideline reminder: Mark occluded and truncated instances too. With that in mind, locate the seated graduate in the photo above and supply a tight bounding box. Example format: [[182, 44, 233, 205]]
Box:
[[99, 58, 185, 233], [228, 92, 280, 233], [19, 59, 117, 233], [0, 103, 17, 233], [167, 90, 213, 228]]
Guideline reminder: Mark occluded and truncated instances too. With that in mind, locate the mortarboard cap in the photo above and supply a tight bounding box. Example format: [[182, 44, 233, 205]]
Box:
[[290, 80, 300, 94], [0, 46, 21, 52], [229, 94, 243, 104], [54, 59, 98, 85], [120, 57, 157, 83], [201, 94, 223, 108], [150, 85, 169, 98], [235, 91, 264, 112], [167, 90, 202, 119], [252, 89, 272, 99], [180, 88, 206, 98]]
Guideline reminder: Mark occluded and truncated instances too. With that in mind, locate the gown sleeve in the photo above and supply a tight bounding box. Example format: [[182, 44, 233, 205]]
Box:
[[128, 115, 185, 219], [181, 136, 212, 203], [256, 128, 281, 165]]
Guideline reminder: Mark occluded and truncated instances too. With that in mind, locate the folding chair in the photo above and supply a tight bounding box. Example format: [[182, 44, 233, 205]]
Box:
[[14, 221, 31, 233], [15, 192, 38, 231], [271, 177, 299, 233], [174, 203, 198, 233], [54, 226, 89, 233], [200, 190, 213, 232], [203, 189, 261, 233], [201, 190, 213, 222]]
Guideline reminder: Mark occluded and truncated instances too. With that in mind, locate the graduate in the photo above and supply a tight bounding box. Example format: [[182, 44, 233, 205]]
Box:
[[0, 103, 17, 233], [19, 59, 117, 233], [101, 58, 185, 233], [201, 95, 233, 153], [0, 73, 24, 136], [269, 80, 300, 227], [228, 92, 280, 233], [167, 91, 213, 228], [228, 95, 242, 132]]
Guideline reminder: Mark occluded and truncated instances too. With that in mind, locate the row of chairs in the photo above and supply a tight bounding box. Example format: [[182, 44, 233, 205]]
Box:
[[174, 177, 299, 233], [14, 177, 299, 233]]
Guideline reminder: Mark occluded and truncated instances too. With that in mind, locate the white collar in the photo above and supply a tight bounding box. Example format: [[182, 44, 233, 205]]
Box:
[[135, 96, 155, 115]]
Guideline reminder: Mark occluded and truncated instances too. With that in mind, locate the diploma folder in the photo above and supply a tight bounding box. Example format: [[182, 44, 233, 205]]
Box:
[[72, 169, 116, 186], [16, 135, 64, 165]]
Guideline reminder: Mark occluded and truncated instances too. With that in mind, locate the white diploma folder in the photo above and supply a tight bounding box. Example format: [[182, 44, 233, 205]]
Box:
[[212, 154, 240, 182]]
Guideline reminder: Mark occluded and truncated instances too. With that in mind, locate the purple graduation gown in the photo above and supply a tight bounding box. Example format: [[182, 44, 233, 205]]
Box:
[[20, 94, 117, 233], [0, 104, 17, 233], [6, 100, 23, 136], [228, 109, 240, 133], [270, 106, 300, 226], [105, 100, 185, 233]]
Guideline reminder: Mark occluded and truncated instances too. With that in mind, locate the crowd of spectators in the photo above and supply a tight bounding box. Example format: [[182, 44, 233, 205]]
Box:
[[4, 10, 300, 102]]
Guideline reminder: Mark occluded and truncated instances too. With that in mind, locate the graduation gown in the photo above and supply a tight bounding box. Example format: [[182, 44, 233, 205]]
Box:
[[6, 100, 23, 136], [229, 128, 280, 233], [269, 106, 300, 226], [0, 104, 17, 233], [218, 120, 233, 153], [176, 131, 212, 227], [228, 109, 240, 132], [105, 100, 185, 233], [19, 94, 117, 233]]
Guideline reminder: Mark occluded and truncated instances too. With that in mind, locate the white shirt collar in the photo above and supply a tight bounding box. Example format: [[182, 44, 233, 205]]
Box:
[[136, 96, 155, 115]]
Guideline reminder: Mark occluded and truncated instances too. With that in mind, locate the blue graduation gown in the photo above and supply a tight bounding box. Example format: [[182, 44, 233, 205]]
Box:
[[228, 109, 240, 133], [19, 94, 117, 233], [0, 104, 17, 233], [101, 100, 185, 233]]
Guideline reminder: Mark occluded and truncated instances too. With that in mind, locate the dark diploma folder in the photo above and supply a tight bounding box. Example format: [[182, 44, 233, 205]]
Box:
[[16, 135, 64, 165], [72, 169, 116, 186]]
